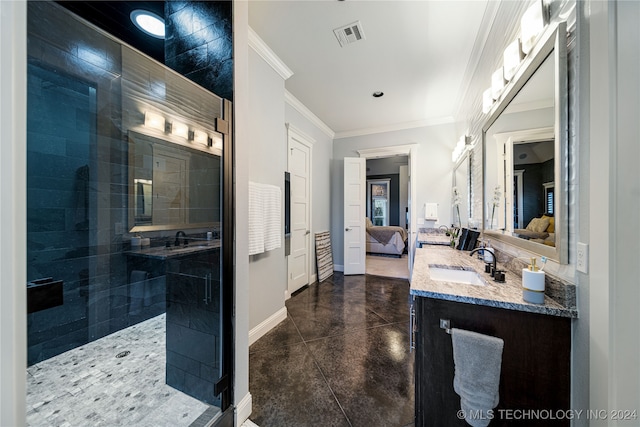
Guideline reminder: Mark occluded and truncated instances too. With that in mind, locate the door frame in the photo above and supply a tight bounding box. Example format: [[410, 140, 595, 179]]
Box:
[[356, 144, 418, 274], [286, 123, 314, 298]]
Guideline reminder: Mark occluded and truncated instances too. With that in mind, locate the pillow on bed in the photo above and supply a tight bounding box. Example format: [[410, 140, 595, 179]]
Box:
[[526, 217, 550, 233], [366, 217, 373, 228], [542, 215, 555, 233]]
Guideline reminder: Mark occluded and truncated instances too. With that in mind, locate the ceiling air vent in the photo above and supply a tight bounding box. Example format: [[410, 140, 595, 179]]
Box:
[[333, 21, 366, 47]]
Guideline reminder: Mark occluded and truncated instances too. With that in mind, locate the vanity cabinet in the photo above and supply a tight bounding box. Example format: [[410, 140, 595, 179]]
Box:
[[165, 248, 221, 406], [414, 296, 571, 426]]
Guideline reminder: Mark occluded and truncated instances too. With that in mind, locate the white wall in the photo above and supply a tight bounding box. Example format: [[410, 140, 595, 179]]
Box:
[[585, 0, 640, 422], [246, 46, 334, 335], [247, 48, 288, 331], [332, 123, 458, 268]]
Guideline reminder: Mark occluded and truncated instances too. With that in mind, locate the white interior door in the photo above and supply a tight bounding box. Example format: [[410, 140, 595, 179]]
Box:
[[288, 127, 311, 295], [343, 157, 366, 275]]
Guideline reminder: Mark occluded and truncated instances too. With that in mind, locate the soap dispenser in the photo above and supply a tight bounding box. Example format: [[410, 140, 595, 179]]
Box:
[[522, 257, 545, 304], [483, 241, 494, 263]]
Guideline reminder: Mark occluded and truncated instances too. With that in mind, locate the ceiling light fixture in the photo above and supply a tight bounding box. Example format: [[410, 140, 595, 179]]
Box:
[[372, 91, 384, 98], [130, 10, 165, 39]]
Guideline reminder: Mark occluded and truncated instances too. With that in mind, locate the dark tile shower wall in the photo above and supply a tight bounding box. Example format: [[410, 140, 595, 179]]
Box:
[[26, 2, 162, 365], [165, 1, 233, 100]]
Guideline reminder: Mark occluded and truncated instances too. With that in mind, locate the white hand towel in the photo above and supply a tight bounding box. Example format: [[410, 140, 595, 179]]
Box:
[[425, 203, 439, 220], [248, 181, 265, 255], [264, 184, 282, 251], [451, 328, 504, 427]]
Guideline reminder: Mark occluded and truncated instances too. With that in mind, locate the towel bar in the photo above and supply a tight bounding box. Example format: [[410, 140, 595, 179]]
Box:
[[440, 318, 452, 334]]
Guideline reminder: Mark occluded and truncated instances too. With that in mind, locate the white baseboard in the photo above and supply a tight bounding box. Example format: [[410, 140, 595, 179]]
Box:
[[234, 392, 252, 426], [334, 264, 344, 272], [248, 306, 287, 346]]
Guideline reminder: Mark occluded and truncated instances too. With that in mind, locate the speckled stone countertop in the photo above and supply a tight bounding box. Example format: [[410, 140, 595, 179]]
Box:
[[126, 240, 221, 260], [410, 245, 578, 318]]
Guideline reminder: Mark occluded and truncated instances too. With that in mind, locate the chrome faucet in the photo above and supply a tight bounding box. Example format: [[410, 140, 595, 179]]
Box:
[[469, 247, 497, 278], [174, 230, 188, 247]]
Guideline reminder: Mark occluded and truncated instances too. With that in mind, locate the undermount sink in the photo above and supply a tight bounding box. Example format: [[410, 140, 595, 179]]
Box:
[[428, 266, 486, 286]]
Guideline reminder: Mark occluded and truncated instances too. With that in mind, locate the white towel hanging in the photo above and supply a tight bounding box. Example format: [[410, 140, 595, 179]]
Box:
[[248, 181, 265, 255], [264, 184, 282, 251]]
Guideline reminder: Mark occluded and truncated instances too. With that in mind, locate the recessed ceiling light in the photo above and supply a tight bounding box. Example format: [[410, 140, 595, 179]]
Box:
[[130, 10, 165, 39], [372, 91, 384, 98]]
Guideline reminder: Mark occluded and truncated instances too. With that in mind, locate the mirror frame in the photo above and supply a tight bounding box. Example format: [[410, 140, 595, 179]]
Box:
[[482, 21, 567, 263]]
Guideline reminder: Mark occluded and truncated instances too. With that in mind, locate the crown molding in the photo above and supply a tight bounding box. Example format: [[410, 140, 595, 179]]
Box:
[[248, 27, 293, 80], [284, 90, 335, 139], [334, 116, 455, 140]]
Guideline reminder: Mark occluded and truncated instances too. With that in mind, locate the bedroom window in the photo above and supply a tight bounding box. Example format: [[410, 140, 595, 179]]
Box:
[[543, 182, 554, 215]]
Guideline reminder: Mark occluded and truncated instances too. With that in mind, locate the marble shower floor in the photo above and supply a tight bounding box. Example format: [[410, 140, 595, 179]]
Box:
[[249, 273, 415, 427], [26, 314, 217, 427]]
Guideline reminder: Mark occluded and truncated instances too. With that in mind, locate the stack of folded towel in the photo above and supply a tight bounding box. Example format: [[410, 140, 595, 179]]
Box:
[[451, 328, 504, 427]]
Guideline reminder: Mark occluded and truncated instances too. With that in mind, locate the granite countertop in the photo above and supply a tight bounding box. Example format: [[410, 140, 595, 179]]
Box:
[[410, 245, 578, 318], [126, 240, 221, 260]]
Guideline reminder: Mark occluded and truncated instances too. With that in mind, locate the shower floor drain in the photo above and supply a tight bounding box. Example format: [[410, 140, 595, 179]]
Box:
[[115, 350, 131, 359]]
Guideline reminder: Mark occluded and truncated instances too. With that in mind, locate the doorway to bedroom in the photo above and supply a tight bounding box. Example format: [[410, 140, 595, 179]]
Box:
[[365, 156, 410, 280]]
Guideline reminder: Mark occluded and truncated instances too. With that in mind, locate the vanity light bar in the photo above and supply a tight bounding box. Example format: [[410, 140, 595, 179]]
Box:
[[482, 0, 548, 115], [452, 135, 471, 163], [143, 110, 220, 150]]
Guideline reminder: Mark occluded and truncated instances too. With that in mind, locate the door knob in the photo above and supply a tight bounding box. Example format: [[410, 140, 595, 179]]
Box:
[[305, 230, 310, 235], [345, 227, 351, 231]]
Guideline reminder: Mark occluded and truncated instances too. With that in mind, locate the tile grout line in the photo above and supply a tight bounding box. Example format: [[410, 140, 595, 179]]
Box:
[[287, 310, 354, 427]]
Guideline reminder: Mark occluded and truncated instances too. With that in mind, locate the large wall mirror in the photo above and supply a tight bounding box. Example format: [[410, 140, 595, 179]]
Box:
[[483, 21, 567, 263], [128, 130, 221, 232]]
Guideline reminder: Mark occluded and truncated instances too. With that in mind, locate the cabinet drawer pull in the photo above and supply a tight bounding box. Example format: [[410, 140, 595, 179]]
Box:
[[410, 304, 416, 352]]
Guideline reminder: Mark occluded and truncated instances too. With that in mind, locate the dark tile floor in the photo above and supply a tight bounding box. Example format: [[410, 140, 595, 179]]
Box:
[[249, 273, 415, 427]]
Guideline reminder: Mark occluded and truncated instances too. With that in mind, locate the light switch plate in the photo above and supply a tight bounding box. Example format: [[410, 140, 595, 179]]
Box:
[[577, 242, 588, 273]]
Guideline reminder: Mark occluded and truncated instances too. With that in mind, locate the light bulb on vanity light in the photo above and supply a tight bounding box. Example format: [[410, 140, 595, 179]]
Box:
[[521, 0, 546, 55], [503, 38, 523, 81], [482, 88, 494, 114], [491, 67, 506, 100], [191, 129, 208, 145], [144, 111, 165, 132], [171, 121, 189, 139]]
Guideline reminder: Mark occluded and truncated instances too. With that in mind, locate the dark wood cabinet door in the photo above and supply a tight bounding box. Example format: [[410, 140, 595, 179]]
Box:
[[414, 297, 571, 427]]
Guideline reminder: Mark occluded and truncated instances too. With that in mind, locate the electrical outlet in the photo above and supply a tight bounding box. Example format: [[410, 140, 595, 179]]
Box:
[[577, 242, 588, 274]]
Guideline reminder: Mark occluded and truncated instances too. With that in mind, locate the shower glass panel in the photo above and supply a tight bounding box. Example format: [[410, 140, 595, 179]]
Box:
[[25, 3, 231, 426]]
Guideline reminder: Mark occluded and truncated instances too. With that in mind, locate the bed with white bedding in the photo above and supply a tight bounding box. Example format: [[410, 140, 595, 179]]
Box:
[[365, 219, 407, 257]]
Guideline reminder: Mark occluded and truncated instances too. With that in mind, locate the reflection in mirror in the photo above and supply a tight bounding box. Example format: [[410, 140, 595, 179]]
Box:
[[128, 130, 221, 232], [453, 153, 470, 228], [482, 22, 567, 263]]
